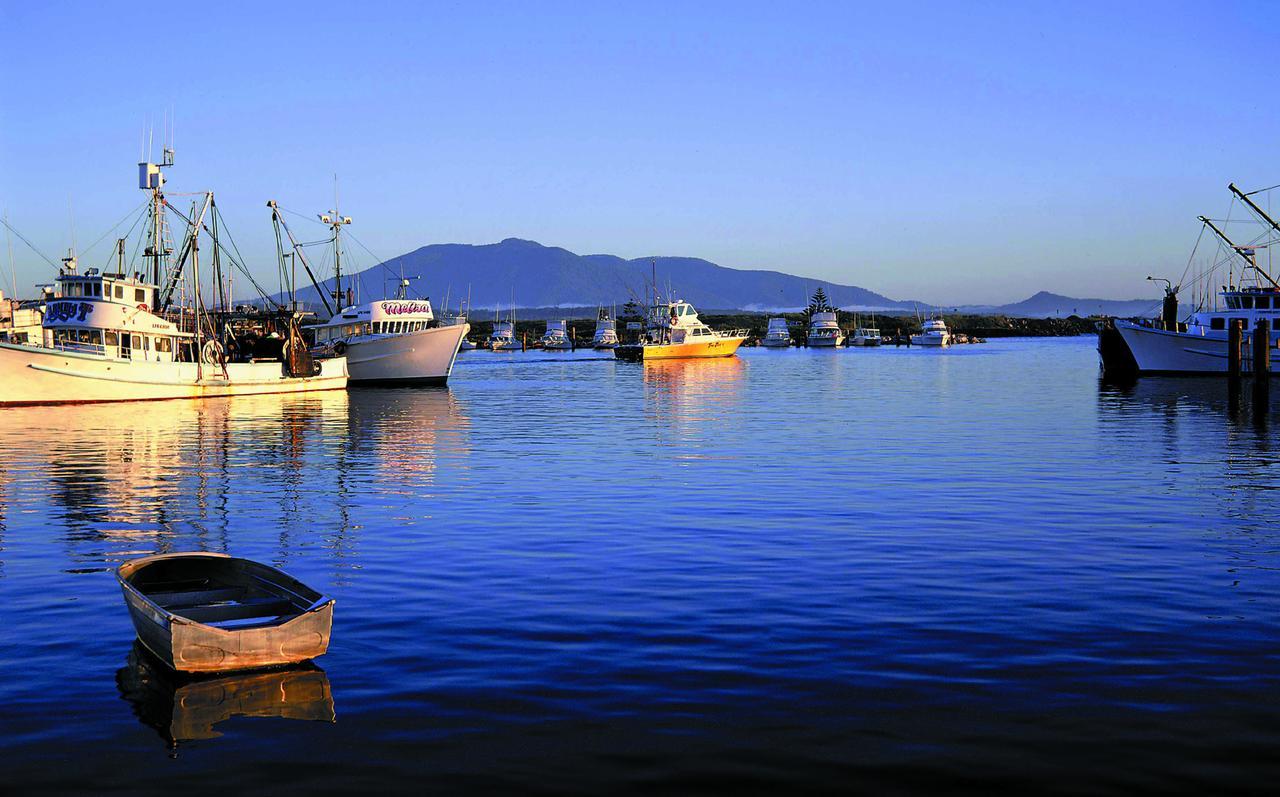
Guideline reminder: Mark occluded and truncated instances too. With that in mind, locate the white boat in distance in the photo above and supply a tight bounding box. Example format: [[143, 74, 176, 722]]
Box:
[[488, 317, 520, 350], [760, 317, 791, 347], [807, 311, 844, 347], [592, 310, 619, 349], [851, 326, 882, 347], [0, 154, 347, 406], [911, 318, 951, 347], [539, 319, 573, 350]]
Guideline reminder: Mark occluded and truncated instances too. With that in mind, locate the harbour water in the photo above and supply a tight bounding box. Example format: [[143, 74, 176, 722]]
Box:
[[2, 337, 1279, 793]]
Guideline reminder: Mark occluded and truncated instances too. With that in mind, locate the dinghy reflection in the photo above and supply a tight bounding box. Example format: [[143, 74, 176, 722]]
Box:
[[116, 643, 335, 750]]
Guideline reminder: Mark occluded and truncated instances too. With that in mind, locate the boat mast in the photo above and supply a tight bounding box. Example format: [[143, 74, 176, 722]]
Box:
[[321, 178, 352, 310], [139, 130, 175, 307]]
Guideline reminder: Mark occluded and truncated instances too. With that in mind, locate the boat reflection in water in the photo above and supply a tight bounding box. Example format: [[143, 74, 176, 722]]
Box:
[[115, 643, 335, 753], [641, 357, 747, 443]]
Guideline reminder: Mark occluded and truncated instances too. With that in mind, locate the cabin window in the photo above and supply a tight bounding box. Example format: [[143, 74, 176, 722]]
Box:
[[1210, 317, 1225, 330], [372, 322, 381, 334], [156, 337, 171, 353], [114, 285, 124, 299], [135, 288, 146, 303], [104, 330, 119, 346], [131, 334, 142, 350], [1258, 297, 1271, 310], [1241, 296, 1254, 309]]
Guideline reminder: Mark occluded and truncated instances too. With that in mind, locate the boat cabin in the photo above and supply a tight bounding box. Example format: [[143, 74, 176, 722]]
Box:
[[309, 299, 436, 344], [41, 267, 191, 361]]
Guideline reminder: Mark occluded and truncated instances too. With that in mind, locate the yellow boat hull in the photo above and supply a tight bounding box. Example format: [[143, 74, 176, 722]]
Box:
[[615, 336, 747, 361]]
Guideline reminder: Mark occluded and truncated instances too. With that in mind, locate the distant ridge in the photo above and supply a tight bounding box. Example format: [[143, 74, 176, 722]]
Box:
[[275, 238, 1155, 318]]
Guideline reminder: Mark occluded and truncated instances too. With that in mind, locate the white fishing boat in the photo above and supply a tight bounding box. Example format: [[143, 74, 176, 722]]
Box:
[[911, 317, 951, 347], [0, 153, 347, 406], [591, 309, 619, 349], [1103, 185, 1280, 376], [539, 319, 573, 350], [309, 299, 467, 385], [304, 233, 467, 387], [807, 311, 844, 347], [760, 317, 791, 347]]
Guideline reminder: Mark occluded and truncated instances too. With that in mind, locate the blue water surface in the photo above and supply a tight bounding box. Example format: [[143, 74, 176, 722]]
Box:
[[1, 337, 1278, 794]]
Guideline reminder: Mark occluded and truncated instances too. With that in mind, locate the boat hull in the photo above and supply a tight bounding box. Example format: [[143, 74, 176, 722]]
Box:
[[118, 552, 334, 674], [0, 342, 347, 406], [1114, 320, 1280, 374], [346, 323, 467, 385], [759, 338, 791, 348], [807, 336, 844, 347], [911, 334, 949, 347], [614, 335, 747, 361]]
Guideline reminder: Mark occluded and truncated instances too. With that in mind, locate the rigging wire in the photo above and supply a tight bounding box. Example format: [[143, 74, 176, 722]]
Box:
[[0, 216, 60, 270], [78, 200, 150, 261]]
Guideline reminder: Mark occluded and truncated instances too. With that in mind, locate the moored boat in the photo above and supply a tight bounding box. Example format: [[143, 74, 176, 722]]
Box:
[[0, 153, 348, 406], [488, 316, 520, 350], [539, 319, 573, 350], [760, 317, 791, 347], [911, 317, 950, 347], [807, 311, 844, 347], [591, 309, 619, 349], [1103, 185, 1280, 376], [117, 552, 334, 674]]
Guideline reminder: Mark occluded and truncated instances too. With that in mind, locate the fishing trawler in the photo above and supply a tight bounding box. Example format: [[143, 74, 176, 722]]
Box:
[[760, 317, 791, 347], [614, 298, 747, 361], [539, 319, 573, 350], [1103, 184, 1280, 376], [807, 311, 844, 347], [592, 309, 619, 349], [299, 204, 467, 387], [911, 317, 950, 347], [0, 151, 347, 406]]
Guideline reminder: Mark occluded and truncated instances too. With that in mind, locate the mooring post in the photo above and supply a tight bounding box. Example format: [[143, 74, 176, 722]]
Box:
[[1254, 318, 1271, 406], [1229, 319, 1243, 380]]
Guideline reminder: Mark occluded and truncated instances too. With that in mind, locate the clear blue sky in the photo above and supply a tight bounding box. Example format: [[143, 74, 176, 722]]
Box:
[[1, 0, 1275, 304]]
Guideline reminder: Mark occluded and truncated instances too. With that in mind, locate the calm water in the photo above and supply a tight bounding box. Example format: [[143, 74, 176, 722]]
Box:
[[2, 337, 1279, 794]]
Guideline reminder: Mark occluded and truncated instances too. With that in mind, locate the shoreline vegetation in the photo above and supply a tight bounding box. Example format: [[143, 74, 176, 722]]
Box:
[[463, 312, 1099, 348]]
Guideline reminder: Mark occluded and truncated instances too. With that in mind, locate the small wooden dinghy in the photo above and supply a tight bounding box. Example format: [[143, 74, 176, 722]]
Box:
[[117, 552, 334, 674]]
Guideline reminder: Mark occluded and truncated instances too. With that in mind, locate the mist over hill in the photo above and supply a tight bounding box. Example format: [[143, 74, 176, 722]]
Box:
[[277, 238, 1152, 318]]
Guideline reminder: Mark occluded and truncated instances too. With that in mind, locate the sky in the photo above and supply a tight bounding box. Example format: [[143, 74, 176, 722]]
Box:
[[0, 0, 1277, 305]]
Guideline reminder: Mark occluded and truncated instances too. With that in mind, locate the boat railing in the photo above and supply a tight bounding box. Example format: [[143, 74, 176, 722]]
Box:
[[52, 340, 107, 356]]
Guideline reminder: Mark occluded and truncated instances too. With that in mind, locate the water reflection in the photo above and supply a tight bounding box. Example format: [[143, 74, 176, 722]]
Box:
[[640, 358, 746, 444], [0, 388, 475, 578], [115, 643, 335, 754]]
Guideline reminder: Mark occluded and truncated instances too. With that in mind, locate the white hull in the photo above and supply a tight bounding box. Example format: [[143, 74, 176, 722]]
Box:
[[0, 342, 347, 406], [759, 338, 790, 348], [345, 323, 467, 385], [851, 337, 882, 347], [808, 336, 843, 347], [911, 333, 949, 347], [592, 342, 617, 350], [541, 340, 573, 350], [1115, 320, 1280, 374]]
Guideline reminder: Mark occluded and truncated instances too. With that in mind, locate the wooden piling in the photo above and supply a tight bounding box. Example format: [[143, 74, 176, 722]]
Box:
[[1229, 319, 1243, 381], [1254, 319, 1270, 405]]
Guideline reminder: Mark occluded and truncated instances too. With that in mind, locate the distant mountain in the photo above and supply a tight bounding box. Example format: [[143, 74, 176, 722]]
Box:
[[958, 291, 1159, 319], [269, 238, 1155, 318], [282, 238, 919, 312]]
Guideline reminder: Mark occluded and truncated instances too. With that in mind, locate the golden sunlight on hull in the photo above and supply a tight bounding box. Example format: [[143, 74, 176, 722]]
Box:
[[616, 336, 747, 361]]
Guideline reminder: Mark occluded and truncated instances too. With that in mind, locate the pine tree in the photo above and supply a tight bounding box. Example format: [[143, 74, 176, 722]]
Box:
[[806, 286, 833, 317]]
